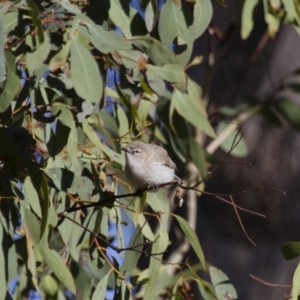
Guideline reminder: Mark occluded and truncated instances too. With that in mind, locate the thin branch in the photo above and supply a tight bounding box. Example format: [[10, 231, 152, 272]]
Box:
[[230, 195, 256, 246], [249, 274, 292, 288]]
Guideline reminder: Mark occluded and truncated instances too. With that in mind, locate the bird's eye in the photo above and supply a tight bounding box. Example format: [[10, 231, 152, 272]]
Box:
[[134, 149, 141, 154]]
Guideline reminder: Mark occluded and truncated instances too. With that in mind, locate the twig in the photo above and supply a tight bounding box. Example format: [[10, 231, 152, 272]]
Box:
[[249, 274, 292, 288], [230, 195, 256, 246]]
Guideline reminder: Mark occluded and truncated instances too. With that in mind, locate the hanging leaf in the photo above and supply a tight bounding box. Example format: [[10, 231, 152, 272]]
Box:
[[171, 88, 215, 138], [146, 64, 185, 85], [26, 30, 51, 76], [70, 38, 103, 103], [49, 40, 72, 71], [131, 36, 178, 66], [144, 228, 169, 299], [0, 51, 20, 112], [27, 0, 44, 43], [292, 262, 300, 300], [91, 272, 110, 300], [173, 214, 206, 269], [241, 0, 259, 39], [87, 23, 132, 54]]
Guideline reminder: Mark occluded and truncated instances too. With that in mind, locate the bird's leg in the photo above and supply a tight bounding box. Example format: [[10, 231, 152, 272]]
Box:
[[151, 184, 158, 192]]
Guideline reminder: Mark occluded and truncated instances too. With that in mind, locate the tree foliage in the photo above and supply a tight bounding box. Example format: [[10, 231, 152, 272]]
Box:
[[1, 0, 300, 299]]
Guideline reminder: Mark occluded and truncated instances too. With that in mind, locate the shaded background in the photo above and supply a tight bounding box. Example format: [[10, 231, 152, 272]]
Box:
[[189, 1, 300, 299]]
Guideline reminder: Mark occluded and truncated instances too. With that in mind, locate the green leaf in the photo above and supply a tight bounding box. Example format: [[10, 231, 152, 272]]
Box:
[[193, 0, 213, 39], [0, 51, 20, 112], [3, 13, 18, 38], [144, 71, 166, 96], [196, 278, 217, 300], [0, 213, 17, 286], [24, 207, 41, 247], [209, 266, 237, 300], [23, 177, 42, 217], [71, 263, 91, 300], [60, 0, 81, 14], [146, 64, 185, 85], [43, 168, 83, 193], [187, 78, 207, 117], [45, 106, 74, 158], [282, 0, 298, 23], [158, 0, 211, 66], [292, 262, 300, 300], [189, 138, 207, 177], [158, 0, 191, 45], [49, 40, 72, 71], [274, 98, 300, 130], [281, 242, 300, 260], [70, 38, 102, 103], [145, 0, 156, 32], [171, 88, 215, 138], [131, 36, 178, 66], [39, 241, 76, 294], [87, 23, 132, 54], [91, 272, 110, 300], [174, 214, 205, 269], [143, 192, 169, 240], [137, 213, 155, 241], [41, 275, 58, 297], [27, 0, 44, 43], [108, 0, 134, 38], [58, 216, 84, 262], [120, 225, 143, 277], [144, 228, 169, 299], [82, 119, 124, 166], [241, 0, 259, 39], [263, 0, 280, 37], [0, 219, 7, 300], [26, 30, 51, 76], [116, 105, 129, 138]]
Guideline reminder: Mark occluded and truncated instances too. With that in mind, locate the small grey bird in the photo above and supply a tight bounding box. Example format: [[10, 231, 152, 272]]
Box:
[[121, 141, 177, 190]]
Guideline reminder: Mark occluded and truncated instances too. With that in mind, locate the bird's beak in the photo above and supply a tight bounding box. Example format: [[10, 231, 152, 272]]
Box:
[[120, 146, 130, 153]]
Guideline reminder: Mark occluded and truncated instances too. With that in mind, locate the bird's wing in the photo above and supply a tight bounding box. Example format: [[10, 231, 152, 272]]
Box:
[[163, 157, 177, 169], [151, 145, 177, 169]]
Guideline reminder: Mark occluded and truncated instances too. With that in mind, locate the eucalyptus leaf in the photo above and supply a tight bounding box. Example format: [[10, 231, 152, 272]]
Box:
[[209, 267, 237, 300], [0, 51, 20, 112], [70, 38, 103, 103], [171, 88, 215, 138], [88, 23, 132, 53], [292, 262, 300, 300], [174, 214, 205, 269]]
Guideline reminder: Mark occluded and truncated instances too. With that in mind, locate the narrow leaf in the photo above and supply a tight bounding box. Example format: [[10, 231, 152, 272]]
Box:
[[70, 38, 102, 103], [91, 272, 110, 300], [88, 23, 132, 53], [241, 0, 259, 39], [0, 51, 20, 112], [27, 0, 44, 43], [171, 88, 215, 138], [146, 64, 185, 85], [292, 262, 300, 300], [174, 214, 205, 268]]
